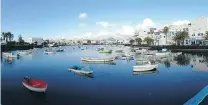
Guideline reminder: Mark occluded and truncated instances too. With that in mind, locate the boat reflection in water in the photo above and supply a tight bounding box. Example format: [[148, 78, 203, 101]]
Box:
[[4, 57, 16, 64], [23, 87, 47, 103], [69, 70, 94, 78], [133, 69, 159, 75], [81, 61, 116, 65]]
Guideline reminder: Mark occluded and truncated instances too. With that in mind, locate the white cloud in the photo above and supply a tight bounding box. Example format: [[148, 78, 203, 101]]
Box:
[[117, 26, 135, 36], [135, 18, 155, 30], [79, 13, 87, 19], [79, 23, 86, 27], [172, 20, 190, 25], [68, 18, 193, 40], [96, 22, 115, 28]]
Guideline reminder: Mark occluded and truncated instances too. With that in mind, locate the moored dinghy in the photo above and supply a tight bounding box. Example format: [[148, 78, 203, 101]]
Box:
[[56, 48, 65, 52], [133, 60, 158, 72], [2, 52, 12, 56], [68, 65, 93, 74], [22, 76, 47, 92], [155, 48, 170, 57], [44, 50, 56, 54], [81, 57, 115, 62], [99, 49, 112, 53], [4, 53, 20, 58]]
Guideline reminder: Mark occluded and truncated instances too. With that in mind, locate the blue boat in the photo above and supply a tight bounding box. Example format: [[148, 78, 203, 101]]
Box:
[[68, 65, 93, 74]]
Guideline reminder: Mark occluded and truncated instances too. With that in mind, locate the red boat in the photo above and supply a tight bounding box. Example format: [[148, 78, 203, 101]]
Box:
[[22, 76, 47, 92]]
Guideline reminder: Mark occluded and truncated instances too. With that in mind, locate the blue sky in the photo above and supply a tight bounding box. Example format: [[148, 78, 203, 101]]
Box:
[[2, 0, 208, 40]]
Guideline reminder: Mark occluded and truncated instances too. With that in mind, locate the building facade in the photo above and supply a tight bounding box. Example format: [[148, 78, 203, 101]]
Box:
[[153, 17, 208, 45], [186, 17, 208, 45], [27, 37, 44, 45]]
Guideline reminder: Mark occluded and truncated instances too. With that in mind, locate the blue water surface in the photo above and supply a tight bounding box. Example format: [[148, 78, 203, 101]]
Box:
[[1, 46, 208, 105]]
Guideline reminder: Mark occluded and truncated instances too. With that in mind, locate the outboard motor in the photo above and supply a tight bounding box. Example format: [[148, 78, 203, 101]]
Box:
[[24, 76, 31, 81]]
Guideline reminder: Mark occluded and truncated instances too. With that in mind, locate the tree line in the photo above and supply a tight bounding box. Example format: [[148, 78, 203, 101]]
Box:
[[1, 32, 26, 45]]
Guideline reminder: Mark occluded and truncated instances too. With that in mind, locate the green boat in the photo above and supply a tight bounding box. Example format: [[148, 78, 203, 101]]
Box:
[[99, 50, 112, 53]]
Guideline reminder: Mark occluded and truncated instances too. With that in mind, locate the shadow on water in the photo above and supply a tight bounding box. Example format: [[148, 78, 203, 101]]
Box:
[[174, 54, 191, 66], [69, 71, 94, 78], [133, 69, 159, 75], [81, 61, 116, 65], [163, 59, 171, 68], [22, 86, 48, 103]]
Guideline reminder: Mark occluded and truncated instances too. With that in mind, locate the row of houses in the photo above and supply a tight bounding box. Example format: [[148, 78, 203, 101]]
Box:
[[141, 17, 208, 45], [128, 17, 207, 45]]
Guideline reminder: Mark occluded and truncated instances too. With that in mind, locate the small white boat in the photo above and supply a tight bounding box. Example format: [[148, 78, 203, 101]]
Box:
[[135, 49, 147, 54], [115, 49, 123, 52], [155, 52, 170, 56], [17, 51, 32, 55], [176, 52, 182, 55], [133, 61, 158, 72], [155, 49, 170, 57], [56, 49, 64, 52], [69, 69, 93, 74], [68, 65, 93, 74], [81, 60, 116, 65], [5, 54, 19, 58], [81, 57, 114, 62], [121, 55, 133, 60], [22, 76, 47, 92], [44, 50, 56, 54], [2, 52, 12, 56], [136, 59, 149, 63]]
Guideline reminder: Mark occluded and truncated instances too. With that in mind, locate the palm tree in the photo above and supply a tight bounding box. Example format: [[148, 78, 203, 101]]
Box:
[[204, 31, 208, 40], [18, 35, 24, 44], [87, 40, 91, 44], [173, 30, 189, 45], [1, 32, 6, 41], [7, 32, 14, 41], [163, 26, 169, 44], [173, 33, 181, 45], [129, 39, 135, 46], [1, 32, 9, 42], [181, 30, 189, 45], [144, 37, 154, 45], [1, 32, 14, 42], [135, 37, 142, 45]]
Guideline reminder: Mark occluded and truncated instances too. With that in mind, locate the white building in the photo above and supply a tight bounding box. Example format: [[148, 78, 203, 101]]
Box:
[[153, 30, 167, 45], [186, 17, 208, 45], [27, 37, 44, 45]]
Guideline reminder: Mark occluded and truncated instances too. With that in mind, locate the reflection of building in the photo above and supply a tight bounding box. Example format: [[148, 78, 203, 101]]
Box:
[[189, 55, 208, 71]]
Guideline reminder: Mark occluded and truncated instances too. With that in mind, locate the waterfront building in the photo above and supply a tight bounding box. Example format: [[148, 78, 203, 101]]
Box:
[[153, 17, 208, 45], [27, 37, 44, 45], [153, 29, 167, 45], [186, 17, 208, 45]]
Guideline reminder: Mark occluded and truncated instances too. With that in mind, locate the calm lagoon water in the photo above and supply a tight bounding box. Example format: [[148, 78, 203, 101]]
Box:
[[1, 45, 208, 105]]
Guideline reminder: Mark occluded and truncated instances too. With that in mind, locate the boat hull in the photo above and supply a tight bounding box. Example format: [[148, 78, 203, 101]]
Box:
[[81, 58, 114, 62], [5, 55, 18, 58], [69, 69, 93, 74], [44, 51, 56, 54], [22, 82, 47, 92], [133, 65, 157, 72], [155, 52, 170, 56]]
